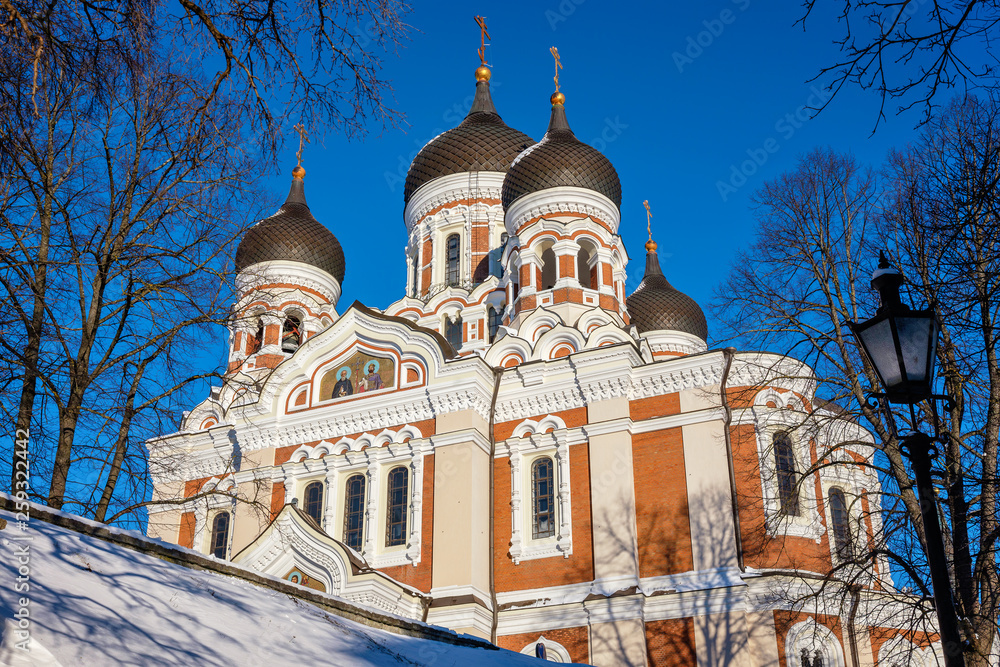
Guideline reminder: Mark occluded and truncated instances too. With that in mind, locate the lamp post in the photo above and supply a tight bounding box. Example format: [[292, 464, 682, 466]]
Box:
[[848, 253, 965, 667]]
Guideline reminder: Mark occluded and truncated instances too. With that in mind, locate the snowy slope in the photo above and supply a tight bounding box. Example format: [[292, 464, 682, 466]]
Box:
[[0, 508, 551, 666]]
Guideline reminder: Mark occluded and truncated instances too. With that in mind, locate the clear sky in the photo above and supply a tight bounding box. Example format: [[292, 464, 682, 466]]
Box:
[[259, 1, 942, 345]]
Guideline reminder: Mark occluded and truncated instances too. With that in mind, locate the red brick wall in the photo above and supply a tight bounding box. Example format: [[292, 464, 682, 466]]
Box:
[[379, 454, 434, 593], [646, 618, 697, 667], [178, 511, 196, 548], [269, 482, 285, 521], [773, 611, 844, 667], [868, 626, 939, 660], [629, 393, 681, 422], [632, 428, 693, 577], [494, 443, 594, 591], [730, 423, 833, 572], [498, 626, 589, 663]]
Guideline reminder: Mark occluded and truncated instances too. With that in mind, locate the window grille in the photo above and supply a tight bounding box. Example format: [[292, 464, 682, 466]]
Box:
[[531, 458, 556, 539], [385, 467, 409, 547], [343, 474, 365, 551], [211, 512, 230, 559], [774, 432, 800, 516]]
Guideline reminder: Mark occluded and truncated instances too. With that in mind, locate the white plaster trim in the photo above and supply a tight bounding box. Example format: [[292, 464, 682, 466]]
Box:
[[784, 618, 847, 667], [505, 186, 621, 236]]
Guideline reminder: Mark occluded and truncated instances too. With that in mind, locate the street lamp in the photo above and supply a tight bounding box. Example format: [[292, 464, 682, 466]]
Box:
[[848, 252, 965, 667]]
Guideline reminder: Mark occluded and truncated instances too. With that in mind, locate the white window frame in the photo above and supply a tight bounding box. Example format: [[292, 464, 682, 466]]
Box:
[[507, 430, 572, 564], [784, 618, 846, 667]]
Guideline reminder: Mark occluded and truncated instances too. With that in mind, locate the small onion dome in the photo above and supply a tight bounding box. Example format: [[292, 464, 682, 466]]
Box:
[[235, 167, 346, 283], [403, 66, 535, 204], [501, 95, 622, 211], [626, 243, 708, 341]]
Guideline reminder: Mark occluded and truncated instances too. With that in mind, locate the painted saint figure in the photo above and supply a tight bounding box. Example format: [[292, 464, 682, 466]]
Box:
[[363, 363, 384, 392], [332, 369, 353, 398]]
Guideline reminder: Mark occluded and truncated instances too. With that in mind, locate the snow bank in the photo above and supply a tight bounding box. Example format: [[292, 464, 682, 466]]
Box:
[[0, 508, 546, 666]]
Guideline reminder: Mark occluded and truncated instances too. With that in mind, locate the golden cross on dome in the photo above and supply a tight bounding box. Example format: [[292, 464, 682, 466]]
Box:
[[550, 46, 562, 92], [643, 200, 653, 240], [293, 123, 309, 168], [475, 16, 490, 66]]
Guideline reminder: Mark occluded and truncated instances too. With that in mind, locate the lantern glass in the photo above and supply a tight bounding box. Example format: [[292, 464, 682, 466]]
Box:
[[856, 317, 901, 388], [896, 314, 937, 385]]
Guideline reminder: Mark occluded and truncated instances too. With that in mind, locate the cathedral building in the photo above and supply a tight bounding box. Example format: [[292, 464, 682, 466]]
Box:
[[145, 57, 943, 666]]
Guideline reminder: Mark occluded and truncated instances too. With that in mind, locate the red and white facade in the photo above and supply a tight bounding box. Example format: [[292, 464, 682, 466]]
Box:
[[146, 65, 947, 666]]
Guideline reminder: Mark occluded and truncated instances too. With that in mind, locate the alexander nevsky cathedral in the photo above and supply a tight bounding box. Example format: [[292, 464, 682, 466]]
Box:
[[145, 46, 947, 666]]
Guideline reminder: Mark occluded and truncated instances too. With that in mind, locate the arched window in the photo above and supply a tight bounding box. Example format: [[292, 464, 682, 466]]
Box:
[[576, 246, 591, 289], [488, 308, 501, 342], [829, 487, 852, 558], [343, 474, 366, 551], [385, 466, 409, 547], [540, 246, 557, 290], [282, 314, 301, 352], [774, 432, 800, 516], [531, 457, 556, 539], [210, 512, 230, 559], [250, 318, 264, 355], [445, 233, 460, 286], [445, 315, 463, 350], [303, 481, 323, 524]]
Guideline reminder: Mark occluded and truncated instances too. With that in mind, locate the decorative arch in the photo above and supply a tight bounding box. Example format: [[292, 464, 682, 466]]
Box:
[[784, 619, 846, 667], [519, 635, 572, 662]]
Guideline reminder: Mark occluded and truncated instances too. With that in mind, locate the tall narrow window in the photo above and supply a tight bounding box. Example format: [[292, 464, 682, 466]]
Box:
[[343, 474, 366, 551], [210, 512, 229, 559], [282, 315, 301, 352], [250, 319, 264, 355], [829, 487, 852, 558], [445, 233, 460, 286], [576, 246, 591, 289], [488, 308, 501, 342], [445, 315, 463, 350], [531, 457, 556, 539], [303, 481, 323, 525], [385, 466, 409, 547], [774, 432, 800, 516], [540, 246, 557, 290]]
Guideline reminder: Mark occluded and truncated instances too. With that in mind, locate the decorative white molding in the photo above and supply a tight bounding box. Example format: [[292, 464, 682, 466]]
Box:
[[505, 186, 621, 236]]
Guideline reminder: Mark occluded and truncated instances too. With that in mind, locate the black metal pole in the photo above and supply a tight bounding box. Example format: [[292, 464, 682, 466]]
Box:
[[903, 432, 966, 667]]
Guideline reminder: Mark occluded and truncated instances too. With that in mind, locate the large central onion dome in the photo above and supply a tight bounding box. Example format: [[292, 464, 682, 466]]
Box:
[[404, 67, 535, 203], [502, 93, 622, 211], [627, 240, 708, 341], [235, 167, 346, 283]]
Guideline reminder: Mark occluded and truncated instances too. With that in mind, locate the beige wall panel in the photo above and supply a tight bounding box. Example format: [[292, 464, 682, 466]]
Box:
[[588, 396, 629, 423], [679, 385, 721, 413], [231, 480, 270, 554], [151, 480, 184, 504], [436, 409, 488, 436], [146, 509, 182, 542], [431, 441, 490, 591], [590, 618, 648, 667], [745, 610, 780, 667], [681, 419, 738, 572], [695, 611, 751, 667], [588, 431, 639, 580]]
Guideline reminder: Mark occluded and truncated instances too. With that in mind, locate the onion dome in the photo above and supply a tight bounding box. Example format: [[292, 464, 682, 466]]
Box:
[[403, 67, 535, 204], [502, 93, 622, 211], [235, 166, 346, 283], [627, 240, 708, 341]]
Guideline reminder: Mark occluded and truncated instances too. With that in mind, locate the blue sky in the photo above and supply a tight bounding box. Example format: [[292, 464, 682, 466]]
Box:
[[260, 1, 940, 343]]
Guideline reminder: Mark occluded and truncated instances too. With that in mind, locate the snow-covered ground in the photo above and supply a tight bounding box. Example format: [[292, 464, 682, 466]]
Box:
[[0, 508, 551, 666]]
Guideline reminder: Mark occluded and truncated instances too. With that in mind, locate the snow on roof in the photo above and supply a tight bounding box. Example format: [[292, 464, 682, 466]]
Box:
[[0, 506, 548, 666]]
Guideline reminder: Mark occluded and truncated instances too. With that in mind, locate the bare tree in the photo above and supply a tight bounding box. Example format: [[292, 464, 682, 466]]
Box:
[[714, 122, 999, 664], [798, 1, 1000, 128]]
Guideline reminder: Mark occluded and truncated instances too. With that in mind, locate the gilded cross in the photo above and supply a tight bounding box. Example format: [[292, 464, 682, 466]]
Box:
[[643, 200, 653, 241], [293, 123, 309, 168], [550, 46, 562, 92], [475, 16, 490, 66]]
